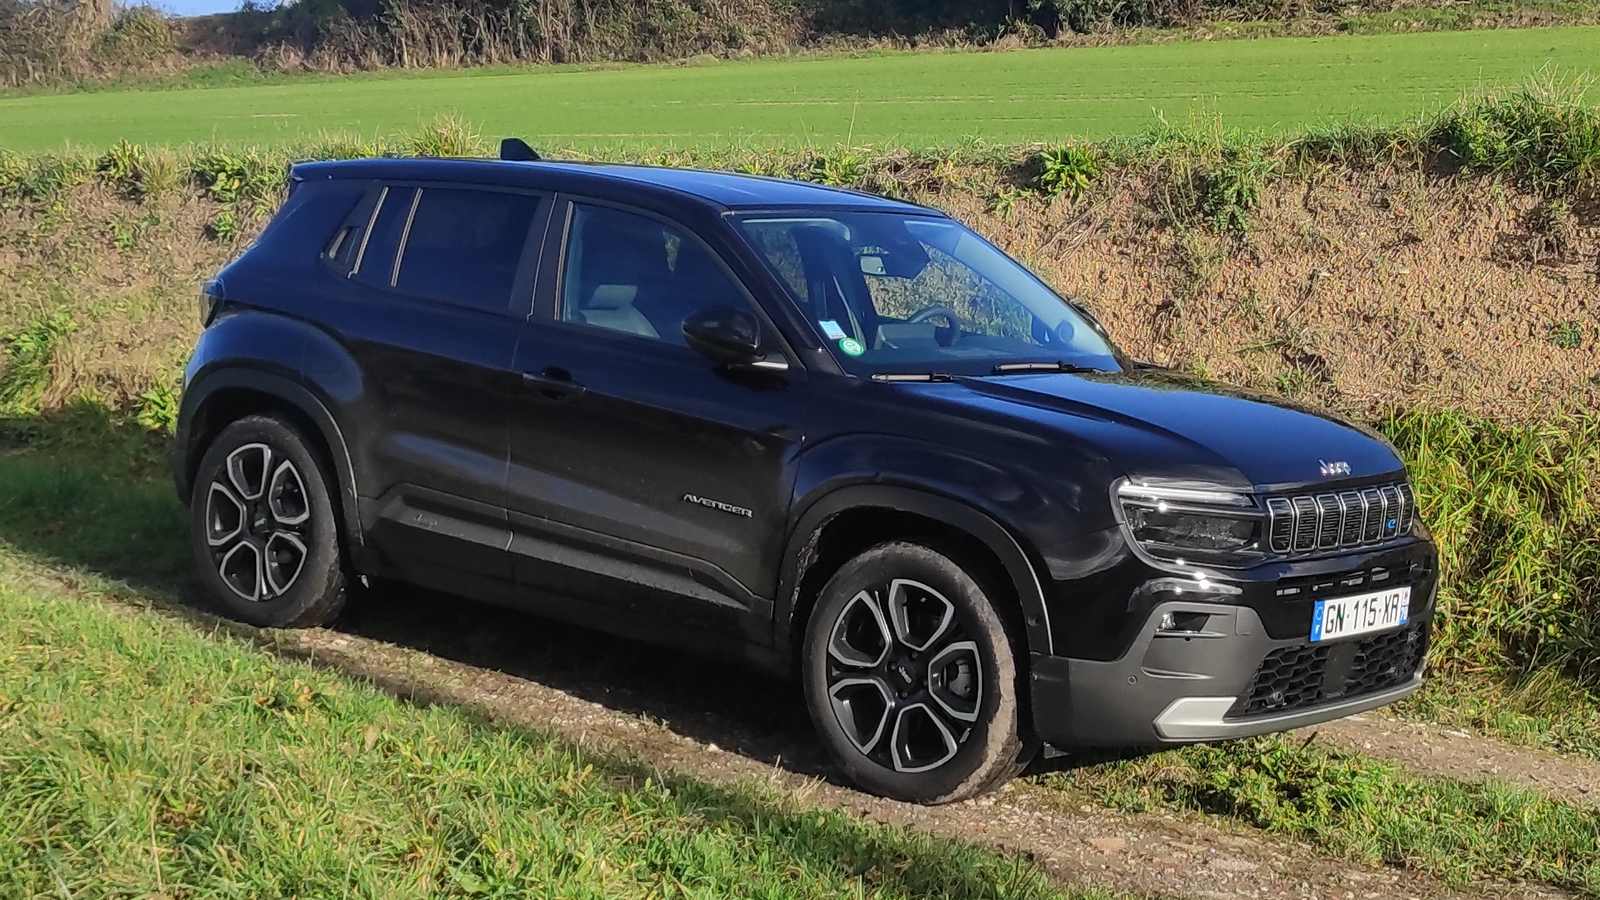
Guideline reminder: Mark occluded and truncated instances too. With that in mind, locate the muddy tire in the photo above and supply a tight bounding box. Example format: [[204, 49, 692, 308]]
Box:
[[801, 541, 1032, 803], [190, 415, 348, 628]]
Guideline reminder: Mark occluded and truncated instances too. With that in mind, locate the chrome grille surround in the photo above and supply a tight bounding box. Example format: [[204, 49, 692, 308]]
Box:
[[1266, 481, 1415, 556]]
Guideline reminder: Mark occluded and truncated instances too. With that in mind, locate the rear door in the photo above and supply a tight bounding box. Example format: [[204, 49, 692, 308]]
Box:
[[305, 181, 551, 592], [504, 197, 809, 640]]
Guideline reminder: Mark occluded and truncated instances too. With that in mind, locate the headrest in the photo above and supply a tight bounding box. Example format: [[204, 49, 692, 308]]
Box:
[[586, 284, 638, 310]]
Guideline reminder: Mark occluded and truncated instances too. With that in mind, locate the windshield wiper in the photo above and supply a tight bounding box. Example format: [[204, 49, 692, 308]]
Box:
[[990, 361, 1103, 375], [870, 372, 955, 383]]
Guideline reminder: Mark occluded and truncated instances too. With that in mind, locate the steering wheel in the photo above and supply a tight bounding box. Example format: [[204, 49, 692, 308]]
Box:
[[907, 305, 967, 345]]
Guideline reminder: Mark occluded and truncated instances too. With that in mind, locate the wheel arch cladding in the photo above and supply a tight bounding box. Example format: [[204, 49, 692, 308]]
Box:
[[778, 486, 1053, 661], [179, 370, 363, 549]]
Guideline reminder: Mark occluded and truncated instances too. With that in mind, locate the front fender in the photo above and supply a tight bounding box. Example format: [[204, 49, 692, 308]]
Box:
[[776, 434, 1061, 657]]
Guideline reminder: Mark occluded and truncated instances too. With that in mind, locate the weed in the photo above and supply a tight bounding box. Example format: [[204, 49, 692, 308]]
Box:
[[990, 186, 1027, 218], [190, 149, 284, 210], [94, 140, 151, 198], [1194, 146, 1274, 238], [1274, 363, 1320, 400], [1549, 319, 1584, 349], [407, 114, 487, 158], [808, 149, 868, 187], [0, 153, 91, 202], [135, 380, 179, 433], [108, 210, 160, 250], [0, 312, 75, 414], [206, 207, 239, 243], [1035, 144, 1100, 200]]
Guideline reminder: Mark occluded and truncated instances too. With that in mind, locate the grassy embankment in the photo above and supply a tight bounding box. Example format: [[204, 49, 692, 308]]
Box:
[[0, 77, 1597, 895], [1, 26, 1598, 152]]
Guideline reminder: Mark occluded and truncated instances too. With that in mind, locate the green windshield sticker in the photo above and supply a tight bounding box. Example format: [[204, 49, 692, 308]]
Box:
[[837, 337, 865, 357]]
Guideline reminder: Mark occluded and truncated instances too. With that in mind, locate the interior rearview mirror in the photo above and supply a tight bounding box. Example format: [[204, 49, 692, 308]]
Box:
[[682, 307, 780, 370]]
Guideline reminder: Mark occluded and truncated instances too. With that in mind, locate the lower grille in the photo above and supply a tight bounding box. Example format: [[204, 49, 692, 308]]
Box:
[[1234, 623, 1427, 717]]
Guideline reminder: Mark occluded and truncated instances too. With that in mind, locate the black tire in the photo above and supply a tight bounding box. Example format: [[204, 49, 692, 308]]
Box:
[[189, 414, 348, 628], [801, 541, 1032, 803]]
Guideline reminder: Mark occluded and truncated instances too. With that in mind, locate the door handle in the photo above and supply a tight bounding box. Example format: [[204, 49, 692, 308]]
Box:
[[521, 367, 587, 400]]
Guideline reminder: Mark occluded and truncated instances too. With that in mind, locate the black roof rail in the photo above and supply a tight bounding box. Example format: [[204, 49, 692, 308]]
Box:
[[499, 138, 540, 162]]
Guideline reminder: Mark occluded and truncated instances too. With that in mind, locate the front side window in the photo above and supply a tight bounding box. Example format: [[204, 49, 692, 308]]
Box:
[[737, 212, 1120, 376], [394, 187, 542, 312], [560, 203, 748, 346]]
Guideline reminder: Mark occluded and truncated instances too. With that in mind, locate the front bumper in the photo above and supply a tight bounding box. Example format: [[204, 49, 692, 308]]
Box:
[[1030, 597, 1431, 747]]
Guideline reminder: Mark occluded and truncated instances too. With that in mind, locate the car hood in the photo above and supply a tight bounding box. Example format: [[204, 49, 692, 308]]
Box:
[[947, 369, 1403, 491]]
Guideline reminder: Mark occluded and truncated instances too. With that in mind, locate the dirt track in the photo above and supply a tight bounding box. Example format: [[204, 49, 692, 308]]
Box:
[[99, 574, 1584, 900]]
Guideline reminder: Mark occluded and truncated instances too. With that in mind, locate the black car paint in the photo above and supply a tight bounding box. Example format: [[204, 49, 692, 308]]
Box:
[[176, 156, 1436, 747]]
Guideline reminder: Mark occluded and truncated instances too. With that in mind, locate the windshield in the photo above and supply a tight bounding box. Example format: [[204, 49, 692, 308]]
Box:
[[736, 211, 1120, 376]]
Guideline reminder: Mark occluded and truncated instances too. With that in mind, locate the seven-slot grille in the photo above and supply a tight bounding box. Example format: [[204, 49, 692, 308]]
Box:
[[1266, 482, 1414, 554]]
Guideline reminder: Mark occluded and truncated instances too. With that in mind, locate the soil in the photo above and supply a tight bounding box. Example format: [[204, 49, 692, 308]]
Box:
[[71, 568, 1587, 900]]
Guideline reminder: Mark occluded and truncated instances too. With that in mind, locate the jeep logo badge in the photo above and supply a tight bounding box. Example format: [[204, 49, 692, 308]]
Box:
[[1318, 459, 1351, 477]]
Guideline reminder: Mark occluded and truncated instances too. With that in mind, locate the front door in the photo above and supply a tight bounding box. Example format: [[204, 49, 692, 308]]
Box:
[[505, 198, 808, 641]]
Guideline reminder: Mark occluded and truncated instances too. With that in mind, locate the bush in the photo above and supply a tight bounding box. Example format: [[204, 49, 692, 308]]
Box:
[[95, 140, 177, 199], [1429, 74, 1600, 195], [190, 149, 285, 210], [1385, 409, 1600, 687]]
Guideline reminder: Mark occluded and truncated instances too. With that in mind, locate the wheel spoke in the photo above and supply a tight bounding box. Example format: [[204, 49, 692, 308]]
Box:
[[218, 540, 263, 602], [926, 640, 982, 723], [263, 532, 308, 597], [205, 482, 245, 547], [226, 443, 272, 501], [886, 578, 955, 652], [267, 460, 310, 527], [828, 589, 892, 669], [888, 702, 959, 773], [826, 676, 894, 755]]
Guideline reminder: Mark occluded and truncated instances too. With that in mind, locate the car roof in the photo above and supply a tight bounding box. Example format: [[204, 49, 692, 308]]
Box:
[[290, 157, 939, 215]]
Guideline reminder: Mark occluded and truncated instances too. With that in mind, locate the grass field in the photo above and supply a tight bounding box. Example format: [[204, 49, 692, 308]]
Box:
[[1, 26, 1596, 152], [0, 545, 1099, 899]]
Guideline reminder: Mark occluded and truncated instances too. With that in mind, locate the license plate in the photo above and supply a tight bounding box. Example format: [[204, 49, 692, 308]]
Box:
[[1310, 586, 1410, 642]]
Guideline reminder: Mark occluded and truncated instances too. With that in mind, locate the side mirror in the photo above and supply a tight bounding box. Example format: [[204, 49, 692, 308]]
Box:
[[682, 307, 781, 370]]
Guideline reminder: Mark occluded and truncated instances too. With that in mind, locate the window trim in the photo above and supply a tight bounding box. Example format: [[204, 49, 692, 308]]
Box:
[[541, 194, 800, 368]]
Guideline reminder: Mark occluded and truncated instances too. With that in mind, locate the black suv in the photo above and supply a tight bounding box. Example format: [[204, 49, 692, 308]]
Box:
[[175, 145, 1436, 803]]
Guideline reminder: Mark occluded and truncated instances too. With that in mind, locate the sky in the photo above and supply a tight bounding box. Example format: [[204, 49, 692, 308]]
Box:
[[159, 0, 243, 17]]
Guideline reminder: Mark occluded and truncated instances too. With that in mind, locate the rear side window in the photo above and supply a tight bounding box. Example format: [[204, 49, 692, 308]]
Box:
[[395, 188, 542, 313], [351, 187, 416, 290]]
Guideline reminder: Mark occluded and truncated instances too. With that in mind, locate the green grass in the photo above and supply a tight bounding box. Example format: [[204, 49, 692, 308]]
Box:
[[1, 27, 1596, 153], [1400, 675, 1600, 762], [1048, 736, 1600, 895], [0, 551, 1117, 899]]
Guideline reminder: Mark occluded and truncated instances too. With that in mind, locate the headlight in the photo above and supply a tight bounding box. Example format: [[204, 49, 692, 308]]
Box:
[[1116, 480, 1265, 566]]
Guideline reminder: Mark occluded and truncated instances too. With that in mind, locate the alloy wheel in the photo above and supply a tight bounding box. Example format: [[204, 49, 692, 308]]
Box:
[[824, 578, 983, 773], [204, 443, 312, 602]]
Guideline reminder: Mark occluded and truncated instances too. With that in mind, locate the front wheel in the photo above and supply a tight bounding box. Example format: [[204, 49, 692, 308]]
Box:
[[802, 541, 1032, 803], [190, 414, 348, 628]]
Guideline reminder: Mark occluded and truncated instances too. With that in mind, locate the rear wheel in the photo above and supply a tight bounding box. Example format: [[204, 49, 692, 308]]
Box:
[[802, 541, 1032, 803], [190, 415, 347, 628]]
